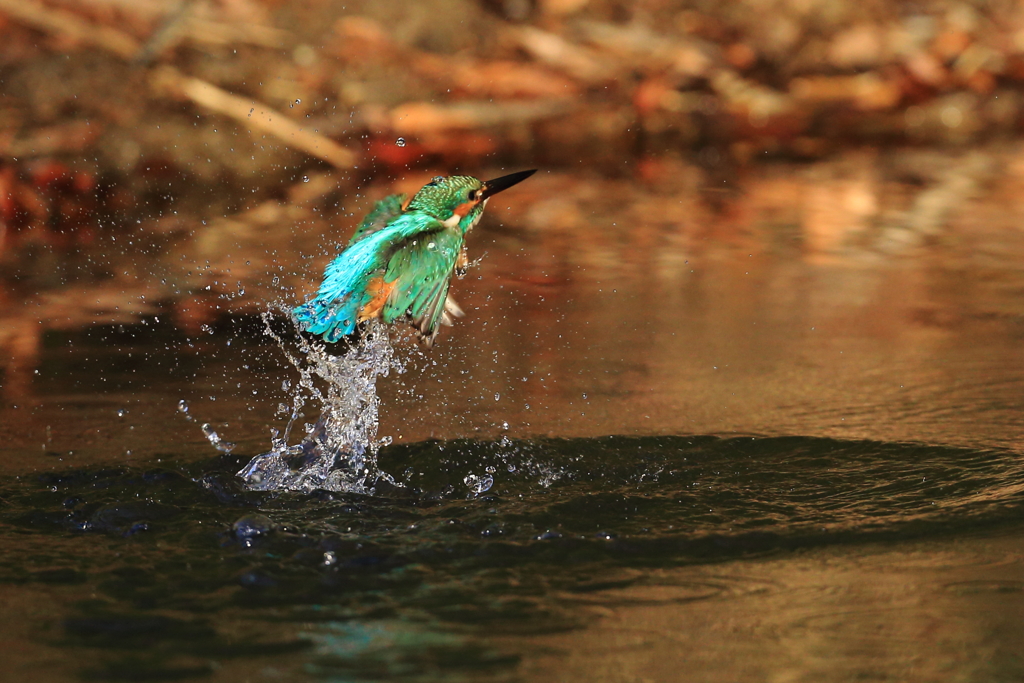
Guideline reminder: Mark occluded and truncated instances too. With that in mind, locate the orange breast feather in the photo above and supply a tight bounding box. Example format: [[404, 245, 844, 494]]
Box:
[[358, 276, 397, 322]]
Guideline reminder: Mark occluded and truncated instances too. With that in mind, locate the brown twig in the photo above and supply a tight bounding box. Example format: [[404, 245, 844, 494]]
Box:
[[0, 0, 140, 59], [505, 25, 616, 84], [0, 0, 337, 166], [382, 100, 573, 135], [150, 66, 357, 168]]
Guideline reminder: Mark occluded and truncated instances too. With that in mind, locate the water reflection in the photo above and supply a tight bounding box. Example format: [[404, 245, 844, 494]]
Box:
[[4, 153, 1024, 681], [3, 153, 1024, 458], [522, 534, 1024, 682]]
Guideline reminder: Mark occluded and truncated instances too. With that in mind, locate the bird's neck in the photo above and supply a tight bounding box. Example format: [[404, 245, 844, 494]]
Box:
[[455, 198, 487, 234], [419, 198, 487, 234]]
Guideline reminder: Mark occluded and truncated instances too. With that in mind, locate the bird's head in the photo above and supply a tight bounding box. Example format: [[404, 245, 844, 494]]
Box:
[[407, 170, 536, 233]]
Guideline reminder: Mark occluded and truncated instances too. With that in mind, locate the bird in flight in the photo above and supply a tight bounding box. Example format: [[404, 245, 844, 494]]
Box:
[[294, 169, 536, 347]]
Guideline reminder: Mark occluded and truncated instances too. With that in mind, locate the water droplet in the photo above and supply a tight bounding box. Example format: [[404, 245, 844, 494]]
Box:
[[464, 473, 493, 495], [396, 137, 406, 147], [202, 423, 236, 453], [248, 107, 254, 118], [116, 409, 127, 417], [494, 393, 500, 401], [233, 514, 273, 540]]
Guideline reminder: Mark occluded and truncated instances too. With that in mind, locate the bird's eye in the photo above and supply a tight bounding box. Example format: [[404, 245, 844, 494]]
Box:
[[468, 189, 479, 201]]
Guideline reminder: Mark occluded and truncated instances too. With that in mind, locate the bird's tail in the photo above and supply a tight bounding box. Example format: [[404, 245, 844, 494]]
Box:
[[292, 227, 397, 343], [293, 294, 360, 344], [293, 215, 427, 344]]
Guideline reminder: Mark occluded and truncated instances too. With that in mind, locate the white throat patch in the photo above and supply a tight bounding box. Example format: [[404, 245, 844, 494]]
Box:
[[441, 198, 487, 230]]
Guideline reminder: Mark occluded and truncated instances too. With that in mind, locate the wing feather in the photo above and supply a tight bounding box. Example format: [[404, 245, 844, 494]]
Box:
[[294, 212, 441, 342], [381, 228, 464, 345], [348, 194, 406, 245]]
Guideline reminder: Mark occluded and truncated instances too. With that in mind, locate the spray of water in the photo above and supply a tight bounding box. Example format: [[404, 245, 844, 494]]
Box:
[[237, 305, 403, 493]]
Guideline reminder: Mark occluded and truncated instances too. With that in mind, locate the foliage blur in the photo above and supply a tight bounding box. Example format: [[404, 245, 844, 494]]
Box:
[[4, 0, 1024, 392], [4, 0, 1024, 236]]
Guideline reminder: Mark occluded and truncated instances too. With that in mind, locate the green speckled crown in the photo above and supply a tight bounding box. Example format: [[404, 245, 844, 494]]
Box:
[[406, 175, 483, 219]]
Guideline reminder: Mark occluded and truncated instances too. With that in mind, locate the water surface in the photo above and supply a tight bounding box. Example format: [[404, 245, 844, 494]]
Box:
[[3, 157, 1024, 681]]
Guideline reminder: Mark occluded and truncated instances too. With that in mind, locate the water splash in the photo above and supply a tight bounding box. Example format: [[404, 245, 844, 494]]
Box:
[[237, 306, 402, 493], [464, 473, 494, 495], [201, 423, 235, 453], [178, 400, 236, 453]]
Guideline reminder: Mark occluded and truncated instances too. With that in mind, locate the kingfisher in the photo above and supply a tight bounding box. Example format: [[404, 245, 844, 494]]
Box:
[[293, 169, 536, 347]]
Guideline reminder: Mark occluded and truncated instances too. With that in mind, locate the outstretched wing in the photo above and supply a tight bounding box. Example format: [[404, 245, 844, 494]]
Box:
[[381, 227, 464, 346], [349, 194, 406, 245], [294, 212, 441, 343]]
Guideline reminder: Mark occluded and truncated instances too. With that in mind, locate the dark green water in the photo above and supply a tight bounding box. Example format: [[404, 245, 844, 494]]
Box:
[[4, 433, 1024, 682], [5, 425, 1024, 682]]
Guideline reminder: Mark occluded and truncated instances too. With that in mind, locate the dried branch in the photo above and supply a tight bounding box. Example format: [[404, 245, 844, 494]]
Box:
[[381, 100, 572, 135], [150, 66, 356, 168], [505, 25, 616, 84], [0, 0, 140, 59]]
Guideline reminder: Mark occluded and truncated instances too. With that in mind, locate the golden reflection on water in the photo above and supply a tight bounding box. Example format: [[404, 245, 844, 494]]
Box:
[[516, 532, 1024, 682], [3, 150, 1024, 456]]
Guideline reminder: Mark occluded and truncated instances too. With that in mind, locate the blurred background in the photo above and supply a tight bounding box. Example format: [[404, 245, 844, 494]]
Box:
[[3, 0, 1024, 442]]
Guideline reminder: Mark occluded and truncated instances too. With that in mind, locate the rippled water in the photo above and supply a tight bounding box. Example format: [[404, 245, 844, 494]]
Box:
[[2, 434, 1024, 681]]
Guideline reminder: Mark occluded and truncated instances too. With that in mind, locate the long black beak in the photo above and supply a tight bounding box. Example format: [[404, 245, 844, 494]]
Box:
[[480, 169, 537, 199]]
